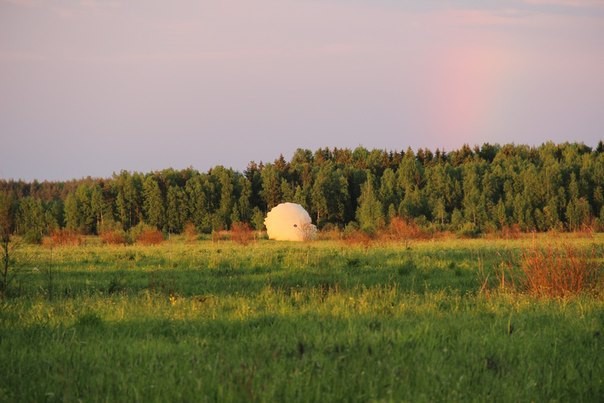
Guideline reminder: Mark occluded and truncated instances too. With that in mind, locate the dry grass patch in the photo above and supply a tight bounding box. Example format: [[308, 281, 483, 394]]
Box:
[[342, 229, 373, 248], [231, 222, 254, 246], [520, 244, 601, 298]]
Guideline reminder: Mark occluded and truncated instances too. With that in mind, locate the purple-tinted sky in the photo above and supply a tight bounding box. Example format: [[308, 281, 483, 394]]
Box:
[[1, 0, 603, 181]]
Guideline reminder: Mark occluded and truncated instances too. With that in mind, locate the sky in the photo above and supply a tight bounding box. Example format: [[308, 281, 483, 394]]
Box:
[[1, 0, 603, 181]]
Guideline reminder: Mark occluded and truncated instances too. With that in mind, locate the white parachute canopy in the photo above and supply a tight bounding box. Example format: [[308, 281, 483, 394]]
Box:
[[264, 202, 317, 241]]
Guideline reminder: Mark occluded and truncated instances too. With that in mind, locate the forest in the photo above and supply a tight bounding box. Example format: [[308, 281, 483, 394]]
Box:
[[1, 141, 604, 242]]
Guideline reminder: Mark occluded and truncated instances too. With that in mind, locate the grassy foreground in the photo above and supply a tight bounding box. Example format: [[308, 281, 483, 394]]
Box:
[[0, 235, 603, 402]]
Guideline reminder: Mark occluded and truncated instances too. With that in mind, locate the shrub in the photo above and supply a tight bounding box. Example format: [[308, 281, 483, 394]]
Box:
[[457, 222, 480, 238], [183, 223, 198, 242], [136, 228, 164, 245], [23, 230, 43, 245], [231, 222, 254, 246], [317, 223, 341, 241], [43, 229, 82, 247], [501, 224, 521, 240], [520, 244, 601, 298], [574, 224, 594, 239], [128, 223, 164, 245], [100, 230, 127, 245], [343, 222, 360, 238], [387, 217, 422, 240], [211, 230, 230, 242], [383, 217, 428, 248], [342, 228, 373, 248]]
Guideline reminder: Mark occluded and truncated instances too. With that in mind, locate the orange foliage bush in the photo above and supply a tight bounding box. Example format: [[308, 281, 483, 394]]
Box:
[[211, 230, 230, 242], [384, 217, 427, 244], [43, 229, 82, 247], [342, 229, 373, 248], [231, 222, 254, 245], [100, 230, 127, 245], [520, 244, 600, 298], [317, 225, 342, 241], [183, 223, 198, 243], [136, 228, 164, 245], [501, 224, 522, 240], [573, 224, 595, 239]]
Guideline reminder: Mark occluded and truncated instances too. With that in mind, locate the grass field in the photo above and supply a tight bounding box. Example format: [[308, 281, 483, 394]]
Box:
[[1, 234, 603, 402]]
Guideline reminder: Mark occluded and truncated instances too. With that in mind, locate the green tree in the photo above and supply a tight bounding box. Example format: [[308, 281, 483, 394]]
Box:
[[0, 192, 17, 238], [114, 171, 143, 230], [379, 168, 399, 222], [166, 185, 186, 234], [45, 199, 64, 230], [143, 176, 165, 230], [397, 148, 424, 195], [311, 161, 349, 226], [16, 197, 46, 243], [251, 207, 265, 231], [280, 179, 295, 203], [495, 199, 507, 229], [462, 162, 487, 229], [356, 174, 384, 234], [566, 197, 591, 231], [432, 197, 447, 227], [260, 164, 282, 210], [543, 197, 561, 230], [90, 184, 105, 233], [211, 166, 235, 230], [236, 176, 252, 223], [185, 175, 212, 233], [64, 193, 79, 232], [75, 184, 95, 234], [0, 192, 17, 295]]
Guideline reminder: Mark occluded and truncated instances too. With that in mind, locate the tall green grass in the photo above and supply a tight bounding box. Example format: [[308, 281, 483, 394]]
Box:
[[0, 235, 602, 401]]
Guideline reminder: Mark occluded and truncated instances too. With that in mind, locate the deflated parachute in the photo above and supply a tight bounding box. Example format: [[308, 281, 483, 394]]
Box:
[[264, 202, 317, 241]]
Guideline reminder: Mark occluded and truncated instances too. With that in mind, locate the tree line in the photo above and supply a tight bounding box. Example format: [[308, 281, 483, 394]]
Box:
[[1, 141, 604, 242]]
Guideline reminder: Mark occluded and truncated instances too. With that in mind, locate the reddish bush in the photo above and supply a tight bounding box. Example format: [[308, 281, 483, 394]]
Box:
[[573, 224, 595, 239], [43, 229, 82, 247], [100, 230, 127, 245], [388, 217, 424, 240], [501, 224, 521, 240], [317, 223, 342, 241], [136, 228, 164, 245], [183, 223, 198, 243], [342, 229, 373, 248], [382, 217, 428, 248], [211, 230, 229, 242], [520, 244, 600, 298], [231, 222, 254, 245]]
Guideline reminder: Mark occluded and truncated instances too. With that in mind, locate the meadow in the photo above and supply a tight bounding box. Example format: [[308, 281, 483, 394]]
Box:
[[0, 234, 602, 402]]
